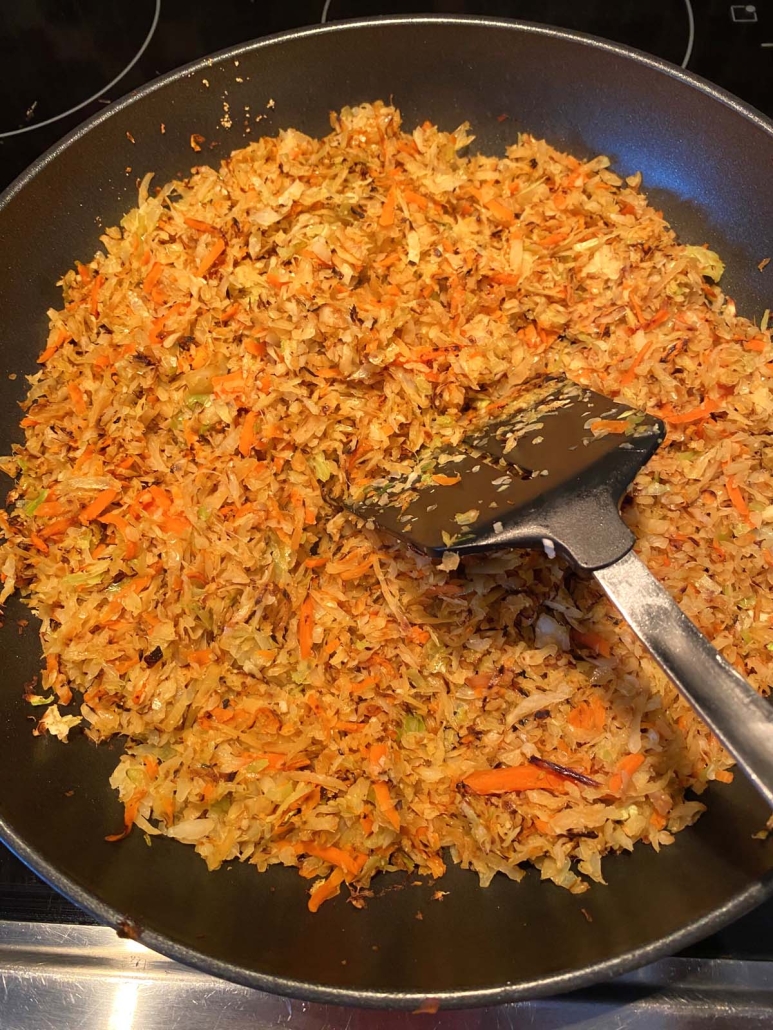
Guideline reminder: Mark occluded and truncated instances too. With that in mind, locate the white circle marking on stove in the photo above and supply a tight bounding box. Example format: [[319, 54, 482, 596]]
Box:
[[0, 0, 161, 139]]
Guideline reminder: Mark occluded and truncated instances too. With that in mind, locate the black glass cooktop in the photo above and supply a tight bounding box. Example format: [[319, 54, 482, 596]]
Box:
[[1, 0, 773, 962]]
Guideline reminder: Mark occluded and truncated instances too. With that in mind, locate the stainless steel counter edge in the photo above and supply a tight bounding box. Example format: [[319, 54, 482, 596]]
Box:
[[1, 920, 773, 1029]]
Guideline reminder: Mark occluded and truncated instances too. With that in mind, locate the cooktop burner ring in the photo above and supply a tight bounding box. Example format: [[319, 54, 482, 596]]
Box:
[[0, 0, 161, 140], [320, 0, 695, 70]]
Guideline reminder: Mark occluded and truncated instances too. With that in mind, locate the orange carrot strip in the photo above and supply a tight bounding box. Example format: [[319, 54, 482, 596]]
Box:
[[29, 533, 49, 554], [462, 765, 568, 795], [149, 486, 173, 511], [644, 308, 669, 331], [368, 743, 388, 777], [212, 371, 245, 395], [79, 488, 118, 524], [373, 781, 401, 832], [308, 867, 345, 913], [299, 595, 314, 659], [403, 188, 428, 210], [38, 328, 70, 364], [432, 474, 461, 486], [34, 501, 66, 518], [609, 752, 646, 794], [484, 198, 514, 225], [298, 843, 368, 877], [67, 382, 87, 416], [304, 557, 327, 569], [379, 186, 398, 228], [161, 514, 191, 536], [90, 274, 104, 317], [266, 271, 288, 287], [725, 474, 750, 519], [660, 398, 718, 424], [574, 630, 612, 657], [105, 787, 146, 842], [39, 517, 72, 539], [619, 339, 655, 386], [238, 411, 258, 457], [590, 419, 627, 434], [184, 216, 219, 234], [539, 230, 569, 247], [196, 237, 225, 277], [744, 337, 767, 353], [245, 338, 266, 357], [142, 261, 163, 295]]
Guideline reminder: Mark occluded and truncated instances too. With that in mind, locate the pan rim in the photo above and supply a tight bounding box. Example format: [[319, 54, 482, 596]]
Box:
[[2, 13, 773, 1009]]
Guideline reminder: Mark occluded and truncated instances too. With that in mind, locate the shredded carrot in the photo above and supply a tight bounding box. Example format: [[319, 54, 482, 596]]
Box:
[[148, 486, 173, 511], [105, 787, 146, 842], [539, 230, 569, 247], [245, 338, 266, 357], [372, 781, 401, 832], [297, 843, 367, 876], [89, 274, 104, 317], [184, 216, 219, 234], [431, 474, 461, 486], [568, 694, 606, 732], [484, 197, 514, 225], [379, 186, 398, 228], [29, 533, 48, 554], [299, 595, 314, 659], [573, 630, 612, 657], [368, 743, 388, 777], [161, 515, 191, 536], [38, 328, 70, 364], [725, 473, 750, 520], [609, 753, 645, 793], [590, 419, 627, 435], [619, 339, 655, 386], [238, 411, 258, 457], [744, 337, 767, 353], [463, 765, 568, 794], [308, 867, 345, 912], [714, 769, 734, 784], [659, 397, 718, 424], [403, 188, 428, 209], [79, 489, 118, 524], [490, 272, 521, 286], [196, 237, 225, 277], [644, 308, 669, 331], [142, 261, 164, 295], [39, 517, 72, 539], [67, 382, 87, 416], [212, 371, 245, 395], [34, 500, 66, 518]]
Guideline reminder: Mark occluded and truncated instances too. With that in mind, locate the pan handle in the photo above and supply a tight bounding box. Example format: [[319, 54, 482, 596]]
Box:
[[595, 549, 773, 811]]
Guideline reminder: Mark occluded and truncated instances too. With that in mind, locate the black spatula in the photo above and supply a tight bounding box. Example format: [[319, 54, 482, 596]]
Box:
[[350, 374, 773, 810]]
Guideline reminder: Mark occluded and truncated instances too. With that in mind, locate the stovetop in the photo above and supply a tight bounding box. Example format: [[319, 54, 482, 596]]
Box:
[[2, 0, 773, 1006]]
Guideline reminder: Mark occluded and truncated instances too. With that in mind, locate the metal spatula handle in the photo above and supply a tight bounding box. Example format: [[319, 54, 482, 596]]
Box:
[[596, 550, 773, 810]]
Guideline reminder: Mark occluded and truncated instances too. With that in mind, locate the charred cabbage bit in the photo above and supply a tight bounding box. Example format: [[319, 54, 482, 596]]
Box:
[[0, 100, 764, 910]]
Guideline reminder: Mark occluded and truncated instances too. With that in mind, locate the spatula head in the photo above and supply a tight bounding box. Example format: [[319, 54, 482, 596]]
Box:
[[349, 375, 665, 573]]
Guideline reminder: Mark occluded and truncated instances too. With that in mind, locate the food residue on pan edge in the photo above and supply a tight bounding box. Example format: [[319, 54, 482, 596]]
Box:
[[0, 101, 769, 913]]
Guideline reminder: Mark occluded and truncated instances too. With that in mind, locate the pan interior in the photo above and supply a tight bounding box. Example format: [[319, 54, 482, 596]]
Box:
[[1, 17, 772, 1006]]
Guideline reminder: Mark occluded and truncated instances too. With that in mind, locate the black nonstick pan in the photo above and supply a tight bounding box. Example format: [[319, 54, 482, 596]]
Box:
[[1, 15, 773, 1011]]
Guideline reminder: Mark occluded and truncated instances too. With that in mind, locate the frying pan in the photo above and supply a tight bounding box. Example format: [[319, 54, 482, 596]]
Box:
[[1, 15, 773, 1011]]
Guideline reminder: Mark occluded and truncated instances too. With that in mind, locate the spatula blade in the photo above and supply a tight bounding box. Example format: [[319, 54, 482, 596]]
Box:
[[349, 374, 665, 571]]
